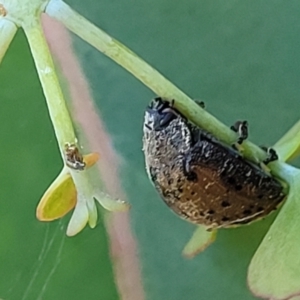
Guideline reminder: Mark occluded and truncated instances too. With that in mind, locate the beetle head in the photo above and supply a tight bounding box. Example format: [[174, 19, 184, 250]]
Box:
[[144, 97, 179, 131]]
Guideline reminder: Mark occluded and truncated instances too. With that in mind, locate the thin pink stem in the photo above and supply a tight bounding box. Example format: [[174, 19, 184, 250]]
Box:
[[42, 14, 144, 300]]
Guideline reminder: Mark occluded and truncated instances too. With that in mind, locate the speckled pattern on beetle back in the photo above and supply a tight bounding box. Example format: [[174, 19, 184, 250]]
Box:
[[143, 98, 285, 229]]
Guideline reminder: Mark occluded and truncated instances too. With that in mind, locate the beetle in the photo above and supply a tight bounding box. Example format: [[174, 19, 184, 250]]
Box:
[[142, 97, 285, 229]]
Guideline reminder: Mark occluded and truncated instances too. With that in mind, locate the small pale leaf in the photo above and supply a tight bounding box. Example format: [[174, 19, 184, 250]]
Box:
[[87, 198, 98, 228], [94, 191, 130, 212], [36, 168, 76, 221], [248, 167, 300, 300], [182, 226, 217, 258], [83, 152, 100, 167], [67, 200, 89, 236]]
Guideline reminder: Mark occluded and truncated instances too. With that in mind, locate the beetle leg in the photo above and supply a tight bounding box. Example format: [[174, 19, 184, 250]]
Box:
[[230, 120, 248, 152], [261, 146, 278, 164], [195, 99, 205, 109], [231, 120, 248, 144], [258, 147, 279, 174]]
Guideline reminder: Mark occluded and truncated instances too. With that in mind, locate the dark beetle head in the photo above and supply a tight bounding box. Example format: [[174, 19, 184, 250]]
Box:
[[144, 97, 179, 131]]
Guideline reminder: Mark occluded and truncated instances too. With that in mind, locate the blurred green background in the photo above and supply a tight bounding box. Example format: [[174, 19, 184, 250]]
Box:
[[0, 0, 299, 299]]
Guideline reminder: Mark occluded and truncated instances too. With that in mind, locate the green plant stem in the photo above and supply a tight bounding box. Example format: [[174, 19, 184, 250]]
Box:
[[22, 17, 76, 154], [0, 18, 17, 64], [46, 0, 274, 166], [23, 16, 100, 222]]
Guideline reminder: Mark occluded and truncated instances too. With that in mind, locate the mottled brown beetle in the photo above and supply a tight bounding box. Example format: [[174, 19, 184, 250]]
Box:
[[143, 97, 285, 229]]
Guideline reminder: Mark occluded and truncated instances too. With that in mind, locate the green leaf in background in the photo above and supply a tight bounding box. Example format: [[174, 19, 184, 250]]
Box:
[[247, 116, 300, 300], [248, 166, 300, 300]]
